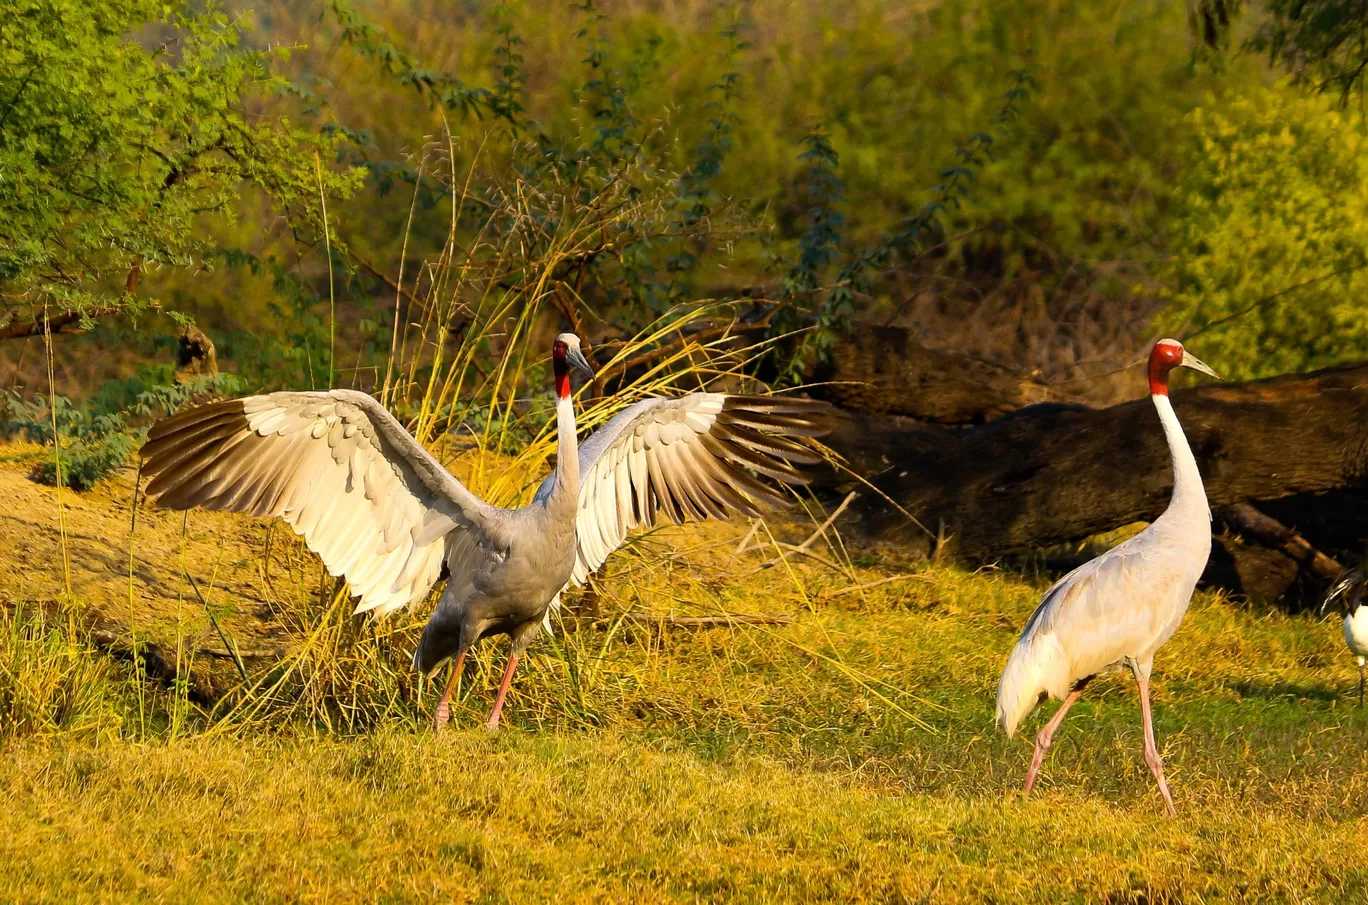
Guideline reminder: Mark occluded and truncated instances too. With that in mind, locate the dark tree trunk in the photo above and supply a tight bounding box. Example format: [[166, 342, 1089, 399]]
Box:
[[173, 324, 218, 383], [802, 321, 1058, 424], [837, 364, 1368, 569]]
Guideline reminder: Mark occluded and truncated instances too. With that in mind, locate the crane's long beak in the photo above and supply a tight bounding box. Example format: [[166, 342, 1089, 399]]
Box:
[[566, 345, 595, 378], [1181, 350, 1221, 380]]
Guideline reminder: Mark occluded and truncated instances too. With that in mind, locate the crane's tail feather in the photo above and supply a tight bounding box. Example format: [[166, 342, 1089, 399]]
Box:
[[995, 632, 1069, 737]]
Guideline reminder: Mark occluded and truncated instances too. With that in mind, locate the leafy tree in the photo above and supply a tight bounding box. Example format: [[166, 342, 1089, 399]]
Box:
[[1195, 0, 1368, 104], [0, 0, 361, 340], [1160, 91, 1368, 379]]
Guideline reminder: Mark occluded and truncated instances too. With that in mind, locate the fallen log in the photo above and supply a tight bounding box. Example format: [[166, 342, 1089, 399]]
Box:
[[1215, 503, 1343, 582], [1203, 505, 1346, 609], [842, 363, 1368, 566], [801, 321, 1057, 423]]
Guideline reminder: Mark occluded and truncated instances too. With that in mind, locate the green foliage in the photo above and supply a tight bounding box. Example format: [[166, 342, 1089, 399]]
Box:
[[1202, 0, 1368, 104], [330, 0, 491, 119], [1159, 91, 1368, 379], [778, 63, 1035, 379], [782, 126, 847, 305], [2, 370, 244, 490], [0, 0, 361, 329], [297, 0, 763, 365], [216, 0, 1273, 394], [1252, 0, 1368, 102], [9, 0, 1368, 484]]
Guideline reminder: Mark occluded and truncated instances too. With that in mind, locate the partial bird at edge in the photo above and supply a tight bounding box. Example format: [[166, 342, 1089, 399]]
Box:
[[1320, 567, 1368, 707]]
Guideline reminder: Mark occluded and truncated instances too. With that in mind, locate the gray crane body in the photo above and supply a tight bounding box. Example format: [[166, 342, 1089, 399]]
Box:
[[412, 402, 581, 676], [139, 333, 829, 729]]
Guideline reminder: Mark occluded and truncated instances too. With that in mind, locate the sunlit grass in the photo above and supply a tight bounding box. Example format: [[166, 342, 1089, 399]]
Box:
[[3, 566, 1368, 902], [4, 130, 1361, 901], [4, 492, 1368, 902], [2, 727, 1363, 904]]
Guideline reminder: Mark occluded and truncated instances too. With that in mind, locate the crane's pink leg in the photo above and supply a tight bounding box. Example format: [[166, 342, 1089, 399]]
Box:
[[432, 651, 466, 732], [1136, 673, 1176, 816], [484, 652, 521, 731], [1023, 688, 1084, 794]]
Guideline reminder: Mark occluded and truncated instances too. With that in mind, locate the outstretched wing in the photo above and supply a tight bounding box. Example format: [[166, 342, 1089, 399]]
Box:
[[563, 393, 828, 585], [140, 389, 506, 617]]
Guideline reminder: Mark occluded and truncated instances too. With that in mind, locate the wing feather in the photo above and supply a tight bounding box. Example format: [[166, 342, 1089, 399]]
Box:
[[566, 393, 828, 585], [628, 442, 651, 527], [142, 390, 506, 615]]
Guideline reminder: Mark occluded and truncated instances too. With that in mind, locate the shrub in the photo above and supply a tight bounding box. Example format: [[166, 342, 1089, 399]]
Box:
[[0, 0, 360, 336], [1159, 91, 1368, 380], [1, 371, 244, 490]]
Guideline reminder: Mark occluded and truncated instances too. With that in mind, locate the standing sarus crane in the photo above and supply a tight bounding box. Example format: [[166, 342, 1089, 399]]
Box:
[[140, 334, 829, 730], [1320, 568, 1368, 706], [995, 338, 1219, 815]]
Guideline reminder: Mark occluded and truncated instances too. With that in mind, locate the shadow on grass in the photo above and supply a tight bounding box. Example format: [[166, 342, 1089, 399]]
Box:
[[1228, 679, 1340, 703]]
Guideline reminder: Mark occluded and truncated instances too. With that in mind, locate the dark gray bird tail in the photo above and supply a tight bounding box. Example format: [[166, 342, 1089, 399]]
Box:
[[412, 606, 465, 676], [1321, 568, 1366, 617]]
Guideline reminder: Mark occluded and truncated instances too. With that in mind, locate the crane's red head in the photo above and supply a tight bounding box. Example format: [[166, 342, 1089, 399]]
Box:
[[552, 332, 594, 399], [1147, 338, 1220, 396]]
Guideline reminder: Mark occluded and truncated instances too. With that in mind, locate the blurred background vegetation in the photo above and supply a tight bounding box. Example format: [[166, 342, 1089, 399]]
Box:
[[2, 0, 1367, 478]]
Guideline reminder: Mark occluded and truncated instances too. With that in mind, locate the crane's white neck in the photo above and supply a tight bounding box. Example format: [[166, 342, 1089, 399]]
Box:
[[1151, 393, 1207, 518], [551, 392, 579, 504]]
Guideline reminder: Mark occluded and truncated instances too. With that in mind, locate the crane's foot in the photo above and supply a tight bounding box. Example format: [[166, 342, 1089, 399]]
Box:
[[1023, 734, 1050, 795], [1022, 687, 1084, 795], [1136, 673, 1176, 816], [482, 651, 521, 733], [431, 652, 465, 734], [433, 700, 452, 732]]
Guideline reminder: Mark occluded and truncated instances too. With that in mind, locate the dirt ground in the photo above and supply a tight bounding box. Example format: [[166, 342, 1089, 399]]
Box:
[[0, 442, 314, 663]]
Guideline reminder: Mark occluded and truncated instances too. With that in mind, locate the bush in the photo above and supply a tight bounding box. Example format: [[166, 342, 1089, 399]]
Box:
[[1, 371, 244, 490], [1159, 91, 1368, 380], [0, 0, 360, 334]]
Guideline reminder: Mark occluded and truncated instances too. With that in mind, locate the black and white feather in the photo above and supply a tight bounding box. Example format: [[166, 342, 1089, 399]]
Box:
[[541, 394, 829, 586], [141, 389, 507, 618]]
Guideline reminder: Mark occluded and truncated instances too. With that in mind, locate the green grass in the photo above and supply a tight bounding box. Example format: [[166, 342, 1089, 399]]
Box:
[[3, 543, 1367, 903]]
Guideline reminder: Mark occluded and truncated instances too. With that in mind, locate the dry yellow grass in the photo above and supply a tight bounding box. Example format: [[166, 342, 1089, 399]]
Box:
[[2, 449, 1367, 902], [2, 727, 1366, 903]]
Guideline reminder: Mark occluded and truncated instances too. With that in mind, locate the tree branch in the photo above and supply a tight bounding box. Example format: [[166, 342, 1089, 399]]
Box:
[[0, 307, 118, 341], [1216, 502, 1344, 581]]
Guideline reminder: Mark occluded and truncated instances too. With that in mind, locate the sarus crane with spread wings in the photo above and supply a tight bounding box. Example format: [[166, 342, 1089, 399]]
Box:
[[139, 334, 829, 731], [995, 338, 1220, 815]]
